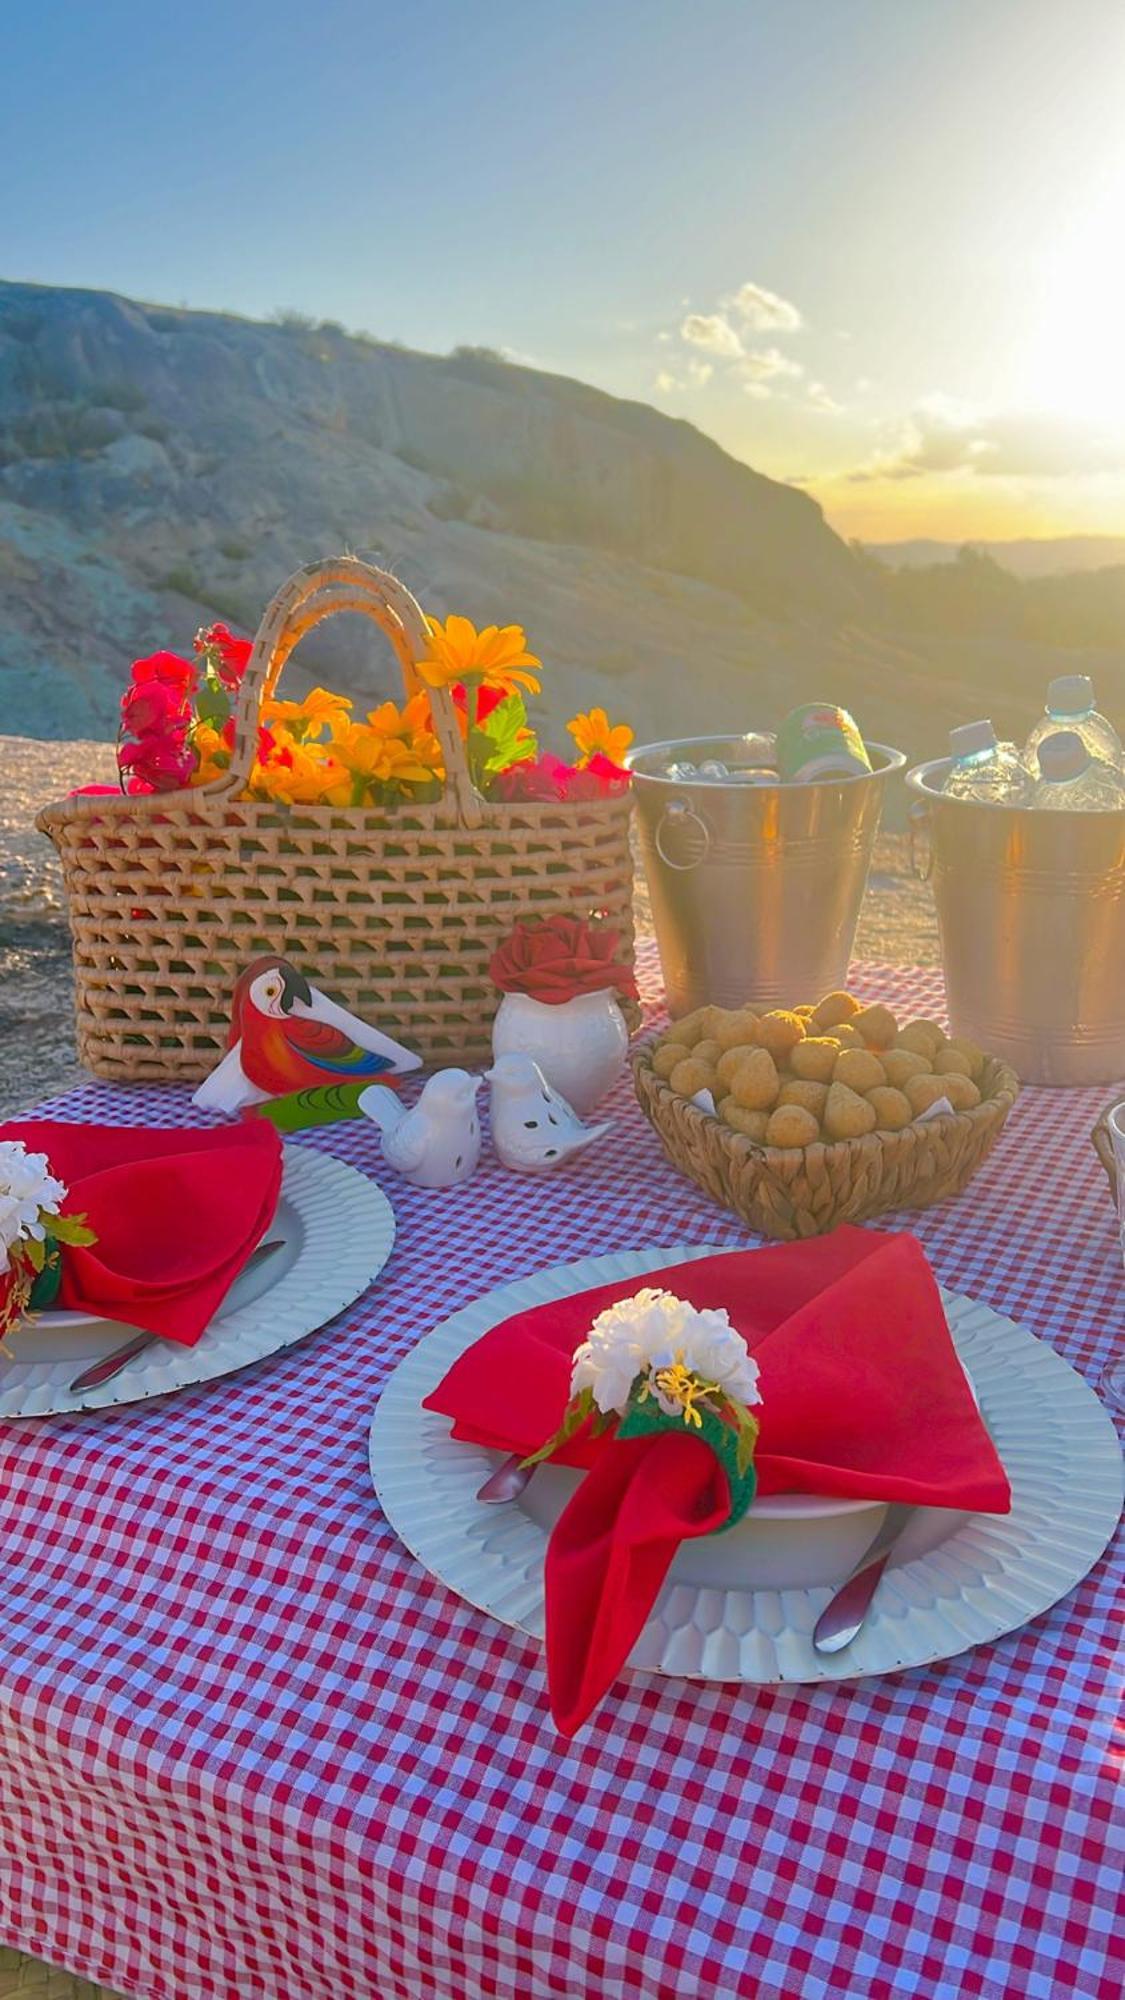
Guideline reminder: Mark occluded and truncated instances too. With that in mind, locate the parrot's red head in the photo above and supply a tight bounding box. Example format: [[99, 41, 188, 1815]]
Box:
[[228, 956, 313, 1046]]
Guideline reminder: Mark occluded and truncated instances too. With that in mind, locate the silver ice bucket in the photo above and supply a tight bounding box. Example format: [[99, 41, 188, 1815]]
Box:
[[907, 758, 1125, 1085], [629, 735, 905, 1015]]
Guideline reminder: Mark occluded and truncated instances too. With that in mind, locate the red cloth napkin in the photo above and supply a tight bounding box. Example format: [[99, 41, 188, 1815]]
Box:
[[423, 1228, 1011, 1735], [1, 1120, 283, 1346]]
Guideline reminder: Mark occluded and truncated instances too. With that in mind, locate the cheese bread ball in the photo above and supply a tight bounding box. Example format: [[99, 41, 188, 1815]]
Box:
[[941, 1073, 981, 1112], [754, 1009, 807, 1059], [904, 1072, 954, 1116], [716, 1043, 759, 1088], [851, 1003, 898, 1050], [882, 1047, 932, 1090], [778, 1078, 829, 1120], [664, 1011, 704, 1048], [789, 1036, 840, 1083], [945, 1037, 985, 1080], [711, 1008, 761, 1051], [831, 1022, 864, 1050], [896, 1019, 945, 1060], [833, 1047, 886, 1095], [933, 1046, 973, 1079], [811, 990, 862, 1031], [765, 1104, 820, 1149], [652, 1041, 685, 1081], [728, 1047, 780, 1110], [670, 1057, 718, 1099], [865, 1085, 913, 1132], [721, 1103, 770, 1142], [823, 1080, 877, 1140], [793, 1003, 816, 1019], [691, 1039, 723, 1069]]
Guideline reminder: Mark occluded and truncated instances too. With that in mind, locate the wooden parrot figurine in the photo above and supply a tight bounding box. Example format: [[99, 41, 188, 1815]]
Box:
[[193, 955, 421, 1115]]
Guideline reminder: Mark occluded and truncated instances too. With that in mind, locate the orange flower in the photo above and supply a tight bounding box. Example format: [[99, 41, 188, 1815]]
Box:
[[567, 707, 634, 768], [260, 687, 352, 742], [416, 615, 541, 698], [191, 722, 230, 786]]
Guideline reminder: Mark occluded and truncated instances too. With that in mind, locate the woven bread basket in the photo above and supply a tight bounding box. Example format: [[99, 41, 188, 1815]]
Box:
[[38, 557, 635, 1082], [633, 1041, 1020, 1241], [1091, 1102, 1124, 1204]]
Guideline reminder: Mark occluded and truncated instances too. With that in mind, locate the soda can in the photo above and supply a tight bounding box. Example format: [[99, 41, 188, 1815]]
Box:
[[776, 704, 872, 782]]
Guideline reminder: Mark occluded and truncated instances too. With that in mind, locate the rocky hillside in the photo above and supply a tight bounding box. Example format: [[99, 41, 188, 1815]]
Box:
[[0, 278, 876, 744]]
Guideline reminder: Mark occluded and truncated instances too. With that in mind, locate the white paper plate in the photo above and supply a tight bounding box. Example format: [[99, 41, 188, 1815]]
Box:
[[369, 1244, 1124, 1685], [1, 1146, 395, 1417]]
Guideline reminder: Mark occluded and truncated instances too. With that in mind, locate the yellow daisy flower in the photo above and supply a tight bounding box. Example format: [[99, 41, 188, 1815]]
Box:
[[567, 708, 634, 768], [416, 614, 541, 698]]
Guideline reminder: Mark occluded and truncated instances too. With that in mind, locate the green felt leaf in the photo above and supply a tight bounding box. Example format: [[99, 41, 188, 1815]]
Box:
[[27, 1241, 63, 1311], [618, 1387, 759, 1529], [23, 1236, 46, 1273], [50, 1211, 97, 1247], [520, 1384, 595, 1469]]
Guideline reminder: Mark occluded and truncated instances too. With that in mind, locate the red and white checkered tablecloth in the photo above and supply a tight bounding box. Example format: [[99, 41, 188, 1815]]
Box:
[[0, 951, 1122, 2000]]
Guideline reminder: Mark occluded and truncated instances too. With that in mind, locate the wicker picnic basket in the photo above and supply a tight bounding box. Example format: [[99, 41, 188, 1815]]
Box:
[[633, 1039, 1020, 1241], [38, 557, 635, 1083]]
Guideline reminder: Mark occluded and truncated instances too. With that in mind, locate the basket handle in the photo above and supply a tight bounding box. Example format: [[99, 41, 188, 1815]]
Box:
[[217, 556, 482, 828]]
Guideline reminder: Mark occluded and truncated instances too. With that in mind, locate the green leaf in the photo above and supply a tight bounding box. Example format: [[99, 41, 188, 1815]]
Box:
[[478, 695, 537, 776], [195, 681, 231, 730], [24, 1236, 46, 1273]]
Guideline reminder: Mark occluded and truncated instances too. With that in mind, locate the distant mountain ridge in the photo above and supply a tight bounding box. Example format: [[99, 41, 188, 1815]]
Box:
[[0, 278, 868, 740], [869, 535, 1125, 579]]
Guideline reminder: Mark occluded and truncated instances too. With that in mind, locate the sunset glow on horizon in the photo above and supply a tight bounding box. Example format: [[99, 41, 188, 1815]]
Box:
[[5, 0, 1125, 545]]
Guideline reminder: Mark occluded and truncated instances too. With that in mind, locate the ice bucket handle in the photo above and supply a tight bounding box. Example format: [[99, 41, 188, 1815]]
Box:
[[908, 797, 934, 882], [654, 799, 711, 872]]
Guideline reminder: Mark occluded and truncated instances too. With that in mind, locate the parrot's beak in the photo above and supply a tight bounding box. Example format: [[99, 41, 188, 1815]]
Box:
[[278, 963, 314, 1014]]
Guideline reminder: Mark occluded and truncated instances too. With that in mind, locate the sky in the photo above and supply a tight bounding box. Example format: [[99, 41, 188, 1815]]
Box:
[[5, 0, 1125, 542]]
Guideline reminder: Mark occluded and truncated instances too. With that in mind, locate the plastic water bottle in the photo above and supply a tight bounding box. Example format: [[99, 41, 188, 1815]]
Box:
[[1023, 676, 1122, 770], [942, 720, 1033, 804], [1033, 731, 1125, 810]]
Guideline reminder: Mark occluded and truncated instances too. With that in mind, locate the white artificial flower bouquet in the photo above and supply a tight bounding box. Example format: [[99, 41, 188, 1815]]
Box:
[[526, 1287, 763, 1525], [0, 1141, 96, 1341]]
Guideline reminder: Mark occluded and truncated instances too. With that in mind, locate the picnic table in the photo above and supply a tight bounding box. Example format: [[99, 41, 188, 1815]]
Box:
[[0, 951, 1121, 2000]]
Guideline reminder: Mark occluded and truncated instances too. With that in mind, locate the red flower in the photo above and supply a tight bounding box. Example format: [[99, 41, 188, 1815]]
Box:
[[489, 915, 637, 1005], [121, 680, 182, 736], [453, 682, 506, 725], [130, 650, 197, 695], [493, 754, 571, 803], [197, 622, 253, 686], [118, 734, 195, 792], [585, 751, 631, 789]]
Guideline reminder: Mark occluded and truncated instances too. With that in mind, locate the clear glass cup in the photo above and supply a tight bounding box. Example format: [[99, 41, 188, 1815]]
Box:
[[1101, 1101, 1125, 1413]]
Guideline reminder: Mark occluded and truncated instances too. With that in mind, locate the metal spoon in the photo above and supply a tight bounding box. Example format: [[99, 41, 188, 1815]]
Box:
[[812, 1502, 914, 1654], [476, 1453, 535, 1504], [68, 1238, 285, 1394]]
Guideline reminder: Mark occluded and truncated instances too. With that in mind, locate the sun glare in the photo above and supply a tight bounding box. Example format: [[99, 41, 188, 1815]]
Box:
[[1021, 168, 1125, 428]]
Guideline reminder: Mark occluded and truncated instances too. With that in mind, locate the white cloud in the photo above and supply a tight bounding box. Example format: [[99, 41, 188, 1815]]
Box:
[[686, 357, 714, 385], [728, 282, 803, 332], [680, 312, 744, 356], [807, 381, 843, 413], [738, 346, 804, 385], [846, 400, 1125, 482], [654, 370, 680, 393]]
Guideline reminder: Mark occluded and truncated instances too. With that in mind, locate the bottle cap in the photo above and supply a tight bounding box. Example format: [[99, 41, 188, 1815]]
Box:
[[1047, 675, 1094, 715], [1037, 731, 1089, 782], [949, 720, 998, 760]]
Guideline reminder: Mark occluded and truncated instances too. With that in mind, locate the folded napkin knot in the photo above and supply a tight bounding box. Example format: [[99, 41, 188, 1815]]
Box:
[[522, 1287, 762, 1530]]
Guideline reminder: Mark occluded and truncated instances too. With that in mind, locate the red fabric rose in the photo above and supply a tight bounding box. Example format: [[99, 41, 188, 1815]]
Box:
[[489, 915, 637, 1004], [453, 682, 506, 726], [118, 734, 195, 792]]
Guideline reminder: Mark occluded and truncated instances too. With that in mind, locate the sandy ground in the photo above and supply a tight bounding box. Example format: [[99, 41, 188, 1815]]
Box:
[[0, 734, 939, 1117]]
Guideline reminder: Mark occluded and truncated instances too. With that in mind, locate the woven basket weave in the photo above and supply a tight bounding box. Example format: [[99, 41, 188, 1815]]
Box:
[[38, 557, 635, 1082], [633, 1043, 1020, 1241]]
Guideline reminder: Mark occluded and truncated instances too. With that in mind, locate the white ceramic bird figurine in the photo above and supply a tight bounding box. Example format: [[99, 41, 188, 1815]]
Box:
[[359, 1069, 483, 1189], [486, 1053, 612, 1174], [193, 955, 420, 1115]]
